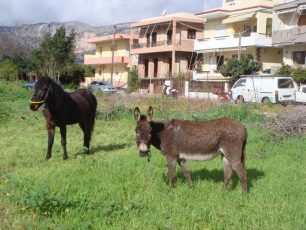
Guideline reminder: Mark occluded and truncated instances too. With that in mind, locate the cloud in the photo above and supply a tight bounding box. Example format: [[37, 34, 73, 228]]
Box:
[[0, 0, 222, 26]]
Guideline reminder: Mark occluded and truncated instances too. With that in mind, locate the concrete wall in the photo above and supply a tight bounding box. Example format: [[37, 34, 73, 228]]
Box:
[[94, 63, 129, 87], [283, 45, 306, 65]]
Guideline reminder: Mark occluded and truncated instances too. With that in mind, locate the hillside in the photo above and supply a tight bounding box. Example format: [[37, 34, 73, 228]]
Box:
[[0, 21, 131, 62]]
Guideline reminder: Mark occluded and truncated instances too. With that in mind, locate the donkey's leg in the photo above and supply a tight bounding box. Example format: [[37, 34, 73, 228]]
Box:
[[46, 126, 55, 160], [231, 161, 248, 193], [166, 155, 177, 187], [222, 157, 233, 191], [60, 125, 68, 160], [178, 158, 193, 187]]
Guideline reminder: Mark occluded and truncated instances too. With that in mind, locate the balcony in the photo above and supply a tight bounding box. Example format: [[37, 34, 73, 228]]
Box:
[[84, 55, 129, 65], [194, 32, 272, 52], [131, 39, 194, 54], [272, 25, 306, 46]]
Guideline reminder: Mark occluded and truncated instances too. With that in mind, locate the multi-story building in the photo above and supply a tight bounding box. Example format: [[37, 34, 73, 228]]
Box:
[[84, 34, 138, 88], [272, 0, 306, 67], [194, 0, 283, 81], [130, 13, 203, 94]]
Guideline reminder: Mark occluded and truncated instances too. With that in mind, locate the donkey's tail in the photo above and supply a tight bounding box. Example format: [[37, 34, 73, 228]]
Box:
[[241, 131, 247, 168]]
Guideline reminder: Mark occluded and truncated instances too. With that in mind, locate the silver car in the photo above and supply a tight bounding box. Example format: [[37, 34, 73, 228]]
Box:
[[89, 80, 116, 93]]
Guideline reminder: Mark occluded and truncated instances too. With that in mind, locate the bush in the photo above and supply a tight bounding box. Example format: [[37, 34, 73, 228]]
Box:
[[220, 54, 262, 83], [0, 59, 19, 81], [127, 69, 139, 92], [292, 66, 306, 84], [276, 63, 292, 76]]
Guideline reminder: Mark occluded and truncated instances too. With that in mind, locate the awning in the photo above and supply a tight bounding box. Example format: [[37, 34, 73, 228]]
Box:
[[276, 8, 296, 15], [222, 13, 256, 24]]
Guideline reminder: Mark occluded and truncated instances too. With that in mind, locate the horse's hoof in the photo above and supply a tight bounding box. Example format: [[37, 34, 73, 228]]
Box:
[[63, 155, 68, 160], [45, 155, 51, 160]]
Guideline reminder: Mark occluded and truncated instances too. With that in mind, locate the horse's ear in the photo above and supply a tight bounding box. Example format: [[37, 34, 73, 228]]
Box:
[[147, 106, 153, 121], [134, 107, 141, 122]]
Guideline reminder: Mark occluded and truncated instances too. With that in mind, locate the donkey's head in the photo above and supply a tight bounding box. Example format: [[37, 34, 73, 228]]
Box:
[[29, 77, 54, 111], [134, 106, 153, 157]]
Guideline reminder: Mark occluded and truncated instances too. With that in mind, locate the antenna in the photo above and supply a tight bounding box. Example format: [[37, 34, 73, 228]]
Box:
[[162, 9, 167, 16]]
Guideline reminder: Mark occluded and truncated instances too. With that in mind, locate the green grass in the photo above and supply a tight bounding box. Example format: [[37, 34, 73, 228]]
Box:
[[0, 81, 305, 229]]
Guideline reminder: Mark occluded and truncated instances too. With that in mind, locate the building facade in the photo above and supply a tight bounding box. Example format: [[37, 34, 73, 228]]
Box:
[[194, 0, 284, 80], [130, 13, 203, 94], [272, 0, 306, 67], [84, 34, 138, 88]]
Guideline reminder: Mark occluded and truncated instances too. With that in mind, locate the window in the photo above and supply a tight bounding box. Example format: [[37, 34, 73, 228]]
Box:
[[111, 45, 117, 52], [187, 29, 196, 39], [99, 47, 103, 56], [278, 79, 294, 88], [167, 30, 172, 44], [233, 79, 246, 88], [266, 18, 272, 36], [293, 51, 306, 64]]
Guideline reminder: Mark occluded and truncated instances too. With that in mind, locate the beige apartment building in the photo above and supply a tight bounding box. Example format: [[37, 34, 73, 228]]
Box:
[[194, 0, 284, 81], [272, 0, 306, 67], [130, 13, 203, 94], [84, 34, 138, 88]]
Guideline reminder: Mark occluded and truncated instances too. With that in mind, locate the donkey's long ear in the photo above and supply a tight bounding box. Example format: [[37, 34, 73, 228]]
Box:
[[147, 106, 153, 121], [134, 107, 141, 122]]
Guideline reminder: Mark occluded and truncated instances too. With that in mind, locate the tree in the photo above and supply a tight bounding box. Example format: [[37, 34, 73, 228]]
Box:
[[30, 27, 76, 79], [292, 67, 306, 84], [220, 54, 262, 82], [276, 63, 292, 76], [127, 69, 140, 92], [0, 59, 19, 81]]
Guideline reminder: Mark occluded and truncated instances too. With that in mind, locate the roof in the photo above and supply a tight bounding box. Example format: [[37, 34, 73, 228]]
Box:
[[195, 5, 272, 19], [85, 34, 138, 44], [274, 0, 306, 11], [131, 12, 203, 27]]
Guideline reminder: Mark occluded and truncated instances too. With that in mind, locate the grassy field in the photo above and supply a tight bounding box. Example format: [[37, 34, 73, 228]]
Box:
[[0, 81, 305, 229]]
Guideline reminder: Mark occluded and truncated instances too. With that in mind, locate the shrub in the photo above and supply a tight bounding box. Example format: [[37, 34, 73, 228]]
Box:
[[127, 69, 140, 92], [292, 66, 306, 84], [276, 63, 292, 76], [0, 59, 19, 81], [220, 54, 262, 83]]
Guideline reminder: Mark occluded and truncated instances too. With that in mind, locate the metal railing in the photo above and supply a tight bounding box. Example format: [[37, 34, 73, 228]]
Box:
[[131, 39, 194, 49]]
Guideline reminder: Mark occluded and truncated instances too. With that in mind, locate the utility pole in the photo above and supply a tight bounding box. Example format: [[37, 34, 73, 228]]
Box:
[[238, 32, 242, 60], [111, 25, 117, 85]]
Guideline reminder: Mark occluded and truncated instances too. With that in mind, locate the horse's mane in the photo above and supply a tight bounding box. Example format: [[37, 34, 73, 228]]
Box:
[[36, 77, 67, 102]]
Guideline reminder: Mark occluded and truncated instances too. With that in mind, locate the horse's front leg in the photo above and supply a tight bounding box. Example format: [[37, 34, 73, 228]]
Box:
[[60, 125, 68, 160], [46, 126, 55, 160], [43, 109, 55, 160]]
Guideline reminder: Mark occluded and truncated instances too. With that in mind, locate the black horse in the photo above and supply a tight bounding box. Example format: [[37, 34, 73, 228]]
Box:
[[29, 77, 97, 160]]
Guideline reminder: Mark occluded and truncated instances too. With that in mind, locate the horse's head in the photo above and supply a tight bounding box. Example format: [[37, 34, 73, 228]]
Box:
[[134, 106, 153, 157], [29, 77, 53, 111]]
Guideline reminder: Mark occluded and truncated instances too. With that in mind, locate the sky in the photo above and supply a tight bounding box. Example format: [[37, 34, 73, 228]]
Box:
[[0, 0, 222, 27]]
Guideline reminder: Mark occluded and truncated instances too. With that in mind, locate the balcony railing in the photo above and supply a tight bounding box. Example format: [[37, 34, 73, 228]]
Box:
[[272, 25, 306, 45], [131, 39, 194, 49], [195, 32, 272, 51]]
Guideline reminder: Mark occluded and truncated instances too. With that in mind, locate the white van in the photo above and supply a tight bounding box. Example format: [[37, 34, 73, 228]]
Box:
[[231, 75, 297, 104]]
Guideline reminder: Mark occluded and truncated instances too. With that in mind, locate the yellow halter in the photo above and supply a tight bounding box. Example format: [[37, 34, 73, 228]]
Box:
[[29, 100, 45, 104]]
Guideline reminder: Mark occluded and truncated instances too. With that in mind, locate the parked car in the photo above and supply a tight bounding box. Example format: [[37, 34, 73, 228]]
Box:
[[295, 85, 306, 104], [89, 80, 116, 93], [231, 75, 297, 104], [23, 82, 35, 90]]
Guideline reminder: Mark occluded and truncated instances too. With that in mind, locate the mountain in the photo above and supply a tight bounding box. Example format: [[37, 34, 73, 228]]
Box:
[[0, 21, 131, 62]]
